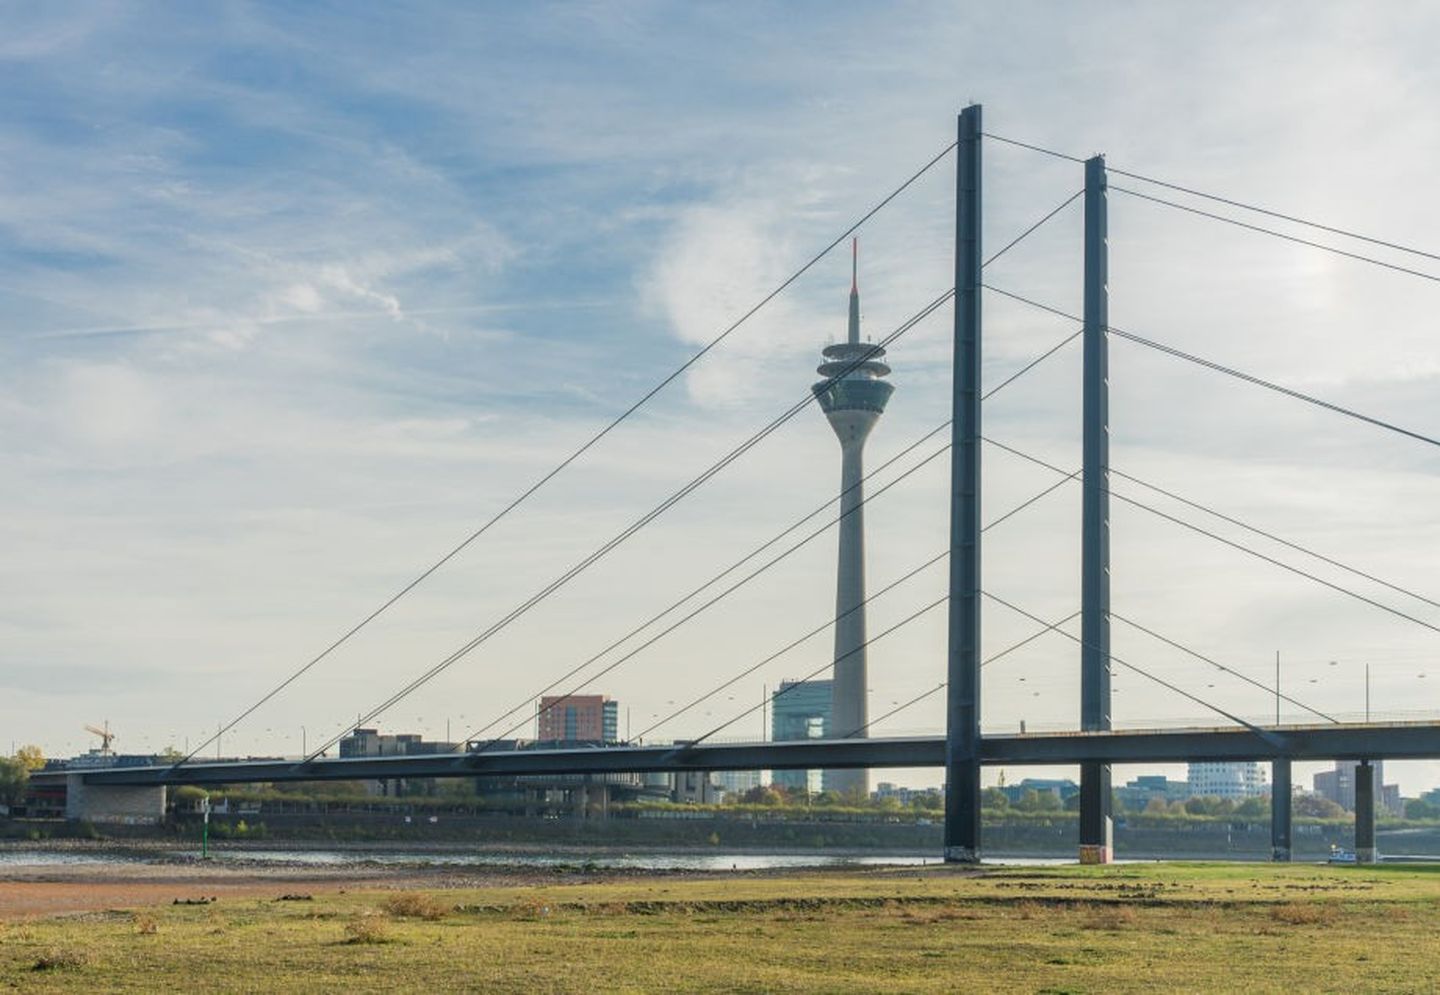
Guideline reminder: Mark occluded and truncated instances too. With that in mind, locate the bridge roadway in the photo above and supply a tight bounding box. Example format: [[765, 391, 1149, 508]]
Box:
[[40, 720, 1440, 787]]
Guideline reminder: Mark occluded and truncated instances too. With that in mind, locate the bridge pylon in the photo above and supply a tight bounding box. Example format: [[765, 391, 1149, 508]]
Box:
[[944, 103, 984, 863], [1078, 153, 1114, 864]]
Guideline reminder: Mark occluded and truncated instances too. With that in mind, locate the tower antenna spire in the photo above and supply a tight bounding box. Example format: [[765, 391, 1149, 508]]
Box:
[[848, 238, 861, 344]]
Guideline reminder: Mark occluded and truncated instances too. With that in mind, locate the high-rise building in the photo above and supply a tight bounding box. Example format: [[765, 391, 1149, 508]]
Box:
[[537, 694, 619, 744], [770, 678, 832, 793], [1313, 760, 1398, 812], [1187, 761, 1268, 800], [812, 240, 894, 797]]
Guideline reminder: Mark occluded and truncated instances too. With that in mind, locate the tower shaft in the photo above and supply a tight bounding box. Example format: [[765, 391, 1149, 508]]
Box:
[[827, 436, 870, 797]]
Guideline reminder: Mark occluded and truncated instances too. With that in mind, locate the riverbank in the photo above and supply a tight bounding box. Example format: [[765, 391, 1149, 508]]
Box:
[[0, 855, 667, 920], [14, 811, 1428, 860], [0, 841, 931, 918], [3, 862, 1438, 991]]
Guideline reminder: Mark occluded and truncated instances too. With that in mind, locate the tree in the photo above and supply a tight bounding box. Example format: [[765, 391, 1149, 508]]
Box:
[[980, 787, 1009, 811], [741, 785, 785, 806], [1144, 797, 1170, 815], [1294, 795, 1346, 819], [913, 791, 943, 811], [1184, 795, 1235, 817], [14, 745, 44, 772], [1234, 797, 1269, 818], [437, 778, 477, 800], [0, 756, 29, 807], [1014, 788, 1041, 812], [1405, 798, 1438, 820], [1016, 788, 1061, 813]]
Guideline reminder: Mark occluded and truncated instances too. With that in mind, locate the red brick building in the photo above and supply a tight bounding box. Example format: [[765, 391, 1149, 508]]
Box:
[[537, 694, 619, 743]]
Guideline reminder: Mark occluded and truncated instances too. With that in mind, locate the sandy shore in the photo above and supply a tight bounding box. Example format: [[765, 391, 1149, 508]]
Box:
[[0, 857, 620, 920]]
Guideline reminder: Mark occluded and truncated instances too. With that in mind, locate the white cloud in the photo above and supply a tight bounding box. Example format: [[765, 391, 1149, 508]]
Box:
[[4, 1, 1440, 793]]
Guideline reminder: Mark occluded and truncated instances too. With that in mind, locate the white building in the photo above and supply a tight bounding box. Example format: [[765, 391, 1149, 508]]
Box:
[[1187, 761, 1268, 800], [716, 770, 762, 795]]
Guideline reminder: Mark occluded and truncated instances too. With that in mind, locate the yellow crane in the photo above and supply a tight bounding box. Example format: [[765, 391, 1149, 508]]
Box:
[[83, 722, 116, 756]]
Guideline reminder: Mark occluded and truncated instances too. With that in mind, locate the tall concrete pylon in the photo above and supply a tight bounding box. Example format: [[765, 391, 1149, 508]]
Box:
[[812, 240, 894, 798]]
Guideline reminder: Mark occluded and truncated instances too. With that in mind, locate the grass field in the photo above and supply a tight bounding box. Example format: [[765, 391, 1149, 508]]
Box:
[[3, 862, 1439, 992]]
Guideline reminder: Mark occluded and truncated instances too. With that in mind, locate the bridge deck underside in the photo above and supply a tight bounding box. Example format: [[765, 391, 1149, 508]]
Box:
[[41, 722, 1440, 787]]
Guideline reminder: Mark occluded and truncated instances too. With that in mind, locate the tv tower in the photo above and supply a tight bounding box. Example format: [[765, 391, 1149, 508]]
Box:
[[812, 239, 894, 797]]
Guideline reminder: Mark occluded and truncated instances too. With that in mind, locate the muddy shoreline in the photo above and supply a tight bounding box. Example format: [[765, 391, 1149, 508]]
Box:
[[0, 840, 929, 919], [0, 849, 768, 920]]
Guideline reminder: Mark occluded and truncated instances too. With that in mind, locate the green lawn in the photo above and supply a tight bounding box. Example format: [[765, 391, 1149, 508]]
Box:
[[3, 863, 1438, 992]]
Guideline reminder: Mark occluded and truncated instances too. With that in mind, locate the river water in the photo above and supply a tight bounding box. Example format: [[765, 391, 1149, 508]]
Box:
[[0, 847, 1083, 870]]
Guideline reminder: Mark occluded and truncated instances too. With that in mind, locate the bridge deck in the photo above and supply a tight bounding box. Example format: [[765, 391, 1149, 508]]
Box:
[[37, 721, 1440, 787]]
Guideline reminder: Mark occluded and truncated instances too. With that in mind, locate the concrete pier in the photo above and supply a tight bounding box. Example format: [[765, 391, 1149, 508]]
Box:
[[65, 774, 166, 825], [1271, 758, 1292, 862], [1355, 760, 1377, 863]]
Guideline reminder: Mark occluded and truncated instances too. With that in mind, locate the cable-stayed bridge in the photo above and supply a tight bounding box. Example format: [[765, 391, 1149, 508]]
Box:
[[42, 105, 1440, 864]]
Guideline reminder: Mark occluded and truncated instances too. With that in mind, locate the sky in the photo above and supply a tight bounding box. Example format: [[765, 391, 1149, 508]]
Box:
[[3, 2, 1440, 794]]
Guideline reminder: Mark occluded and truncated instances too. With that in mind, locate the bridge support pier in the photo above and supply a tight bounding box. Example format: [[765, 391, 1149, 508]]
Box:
[[65, 775, 166, 825], [1077, 153, 1113, 865], [1078, 761, 1112, 864], [1270, 758, 1291, 862], [1355, 760, 1377, 863]]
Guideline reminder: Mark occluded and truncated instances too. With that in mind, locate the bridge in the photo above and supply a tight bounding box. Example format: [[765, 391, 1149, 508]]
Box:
[[48, 104, 1440, 864], [51, 723, 1440, 783]]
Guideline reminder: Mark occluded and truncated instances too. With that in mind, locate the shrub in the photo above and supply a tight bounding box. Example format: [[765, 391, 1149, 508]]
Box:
[[383, 893, 448, 921], [343, 911, 392, 944], [33, 948, 90, 971]]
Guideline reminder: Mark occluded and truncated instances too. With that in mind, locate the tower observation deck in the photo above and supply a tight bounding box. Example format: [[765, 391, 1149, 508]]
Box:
[[811, 239, 894, 797]]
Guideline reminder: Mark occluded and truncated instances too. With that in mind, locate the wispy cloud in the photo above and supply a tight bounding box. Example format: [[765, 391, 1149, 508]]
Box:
[[3, 1, 1440, 790]]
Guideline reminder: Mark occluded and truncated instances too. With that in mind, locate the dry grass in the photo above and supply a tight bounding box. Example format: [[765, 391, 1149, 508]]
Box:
[[507, 896, 553, 920], [4, 864, 1440, 991], [341, 911, 392, 945], [31, 947, 89, 972], [382, 892, 448, 921], [1011, 899, 1043, 920], [1269, 901, 1340, 926], [1088, 905, 1139, 930]]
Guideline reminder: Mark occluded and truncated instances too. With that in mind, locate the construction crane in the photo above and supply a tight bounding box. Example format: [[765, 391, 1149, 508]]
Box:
[[83, 722, 116, 756]]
